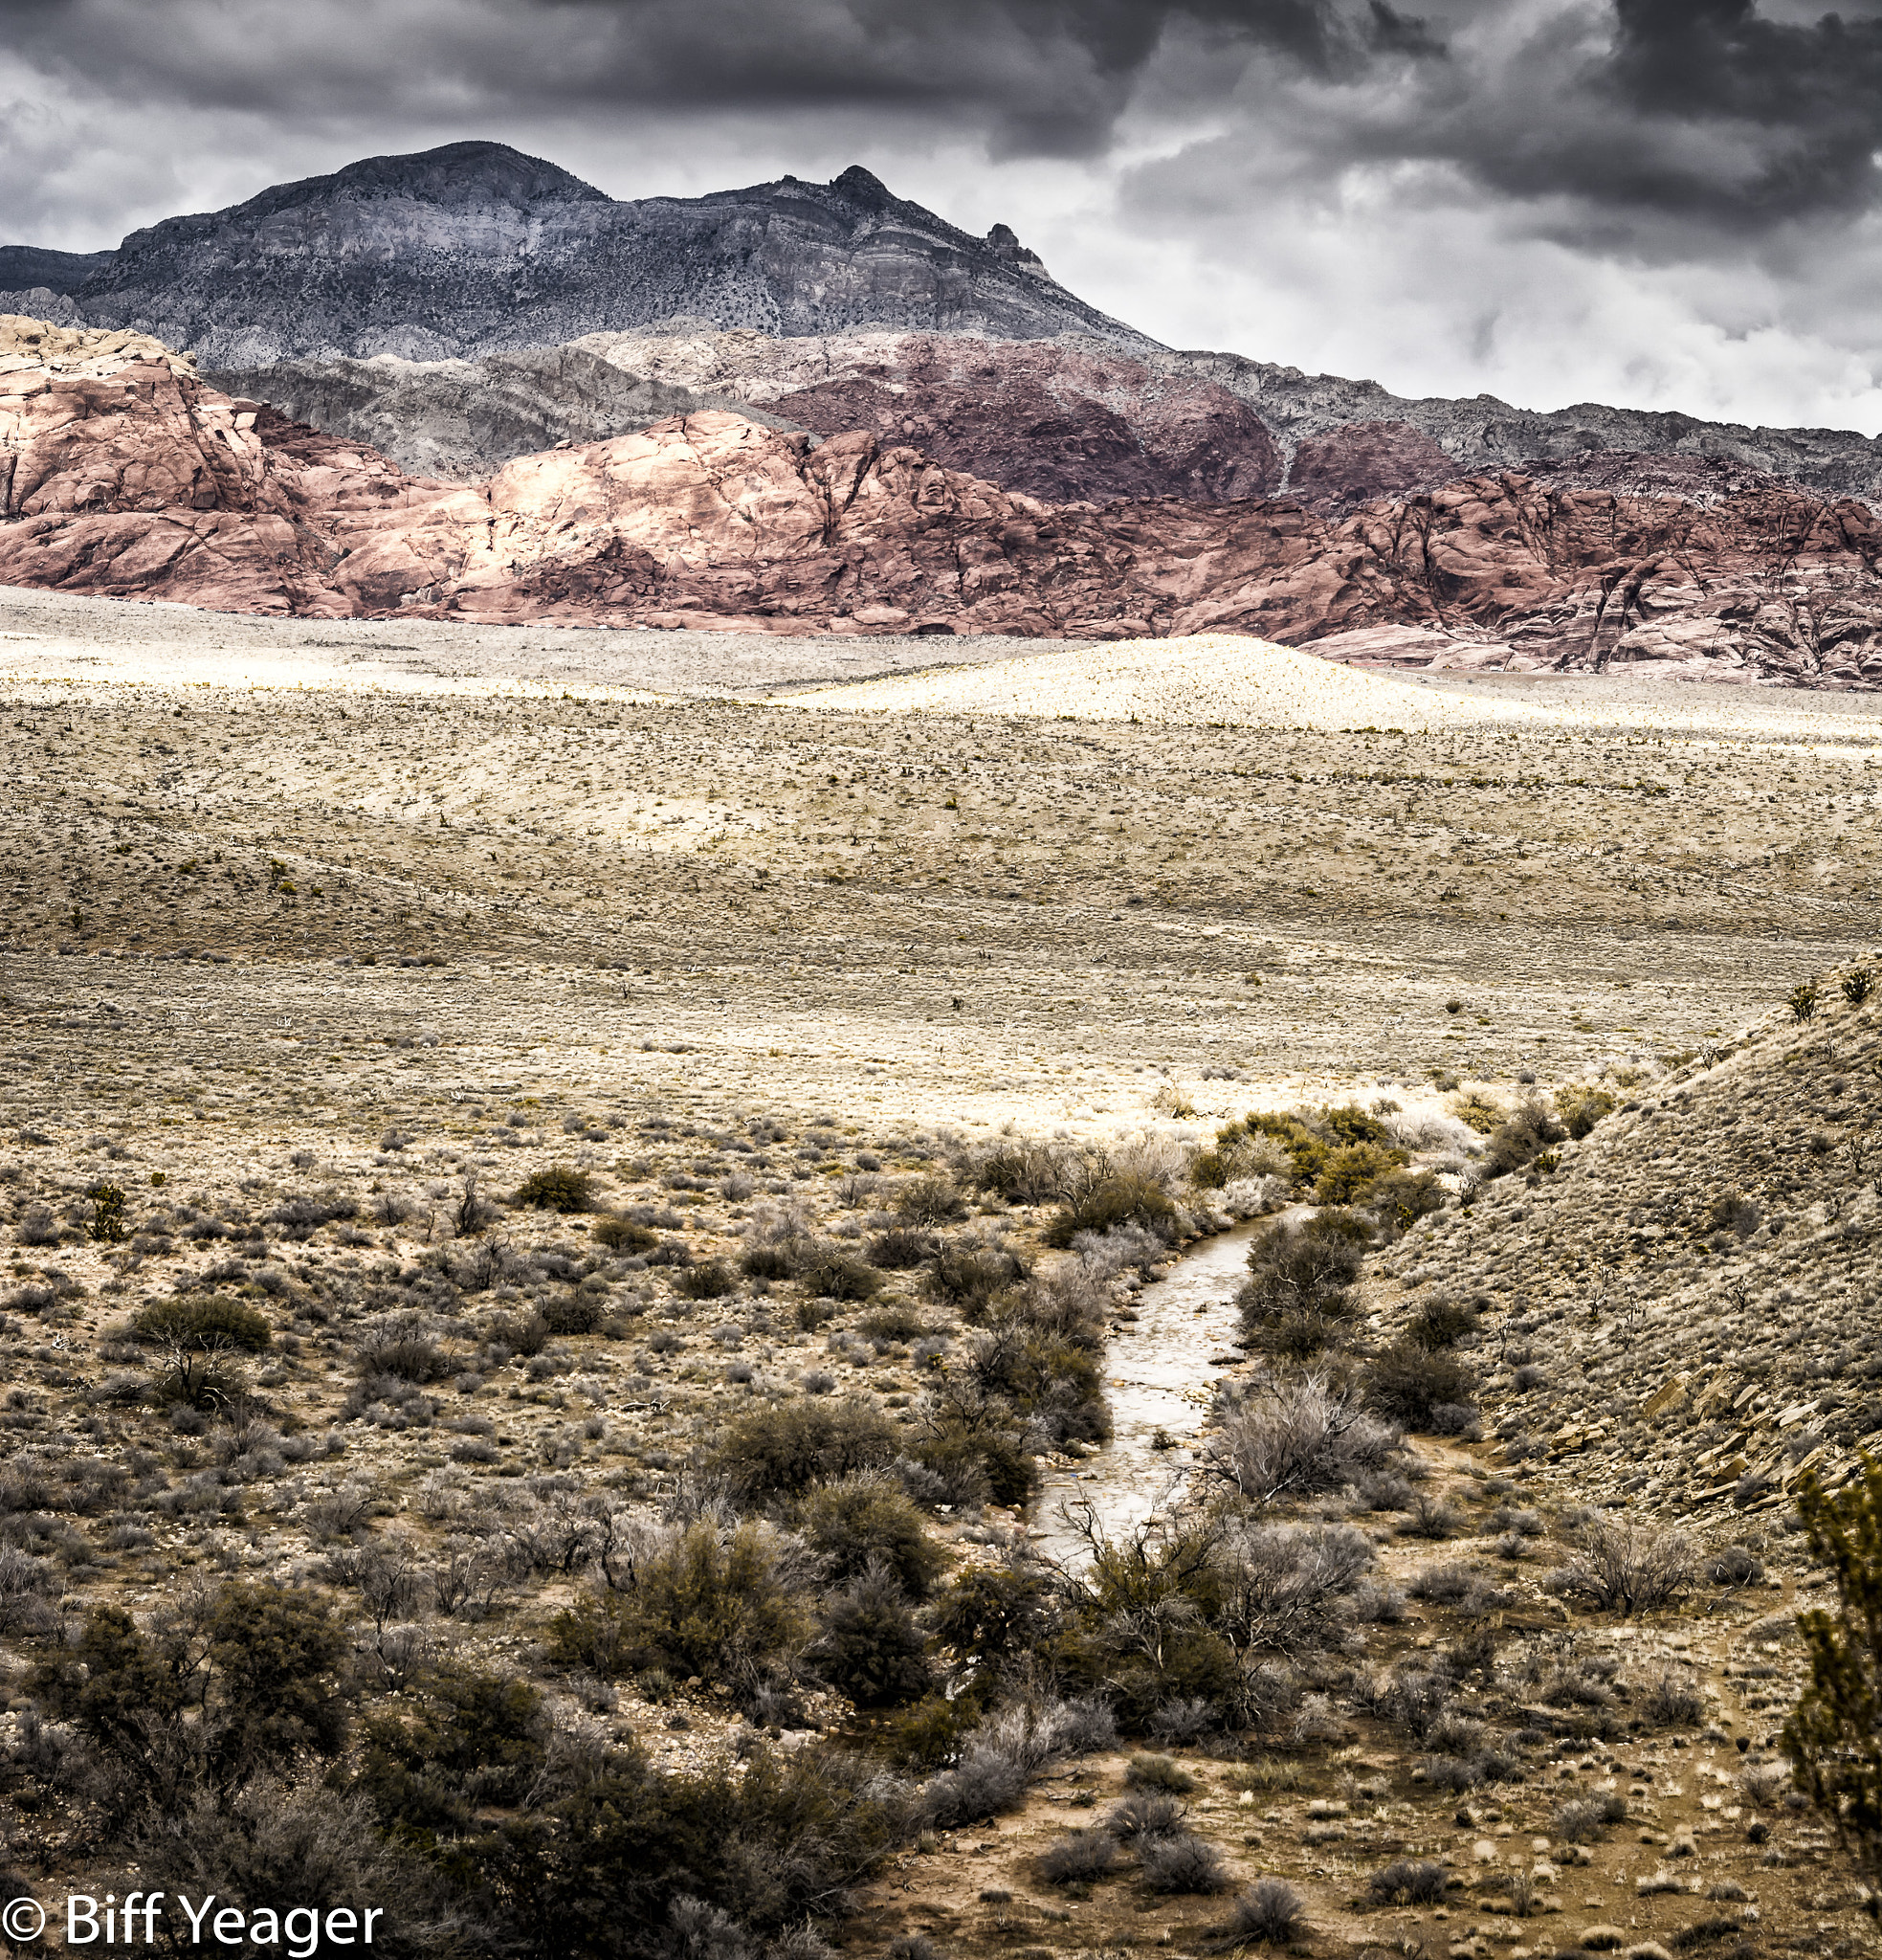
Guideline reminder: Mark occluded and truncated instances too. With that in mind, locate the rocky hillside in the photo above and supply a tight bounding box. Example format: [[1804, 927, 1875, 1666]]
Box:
[[1372, 970, 1882, 1519], [7, 317, 1882, 680], [202, 343, 816, 480], [3, 142, 1146, 368], [213, 320, 1882, 521]]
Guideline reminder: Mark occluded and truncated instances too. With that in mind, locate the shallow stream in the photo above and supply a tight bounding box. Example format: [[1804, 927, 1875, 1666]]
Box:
[[1030, 1222, 1260, 1563]]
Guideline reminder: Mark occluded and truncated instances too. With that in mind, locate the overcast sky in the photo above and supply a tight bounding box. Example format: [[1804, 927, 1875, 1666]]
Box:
[[9, 0, 1882, 433]]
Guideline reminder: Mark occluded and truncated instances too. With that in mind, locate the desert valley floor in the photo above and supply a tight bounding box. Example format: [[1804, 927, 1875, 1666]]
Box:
[[1, 588, 1879, 1960]]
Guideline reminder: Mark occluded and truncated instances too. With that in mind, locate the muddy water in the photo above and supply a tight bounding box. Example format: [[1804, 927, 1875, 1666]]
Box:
[[1031, 1222, 1261, 1563]]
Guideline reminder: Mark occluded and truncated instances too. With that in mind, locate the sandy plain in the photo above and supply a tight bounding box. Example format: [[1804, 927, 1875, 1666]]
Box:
[[2, 590, 1880, 1959]]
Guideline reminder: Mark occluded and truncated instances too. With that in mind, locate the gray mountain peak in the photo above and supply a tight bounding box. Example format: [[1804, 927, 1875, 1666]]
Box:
[[48, 144, 1151, 366]]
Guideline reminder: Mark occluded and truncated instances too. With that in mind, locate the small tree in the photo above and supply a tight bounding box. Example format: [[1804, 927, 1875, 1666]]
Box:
[[1843, 968, 1875, 1009], [1784, 1457, 1882, 1897], [1790, 979, 1821, 1023]]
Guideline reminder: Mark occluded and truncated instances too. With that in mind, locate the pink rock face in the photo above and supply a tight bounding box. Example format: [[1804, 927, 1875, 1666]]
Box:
[[2, 331, 1879, 686], [1287, 421, 1458, 513], [587, 328, 1283, 505]]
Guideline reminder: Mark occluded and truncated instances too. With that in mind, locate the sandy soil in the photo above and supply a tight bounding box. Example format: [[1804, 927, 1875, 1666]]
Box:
[[3, 587, 1879, 1960]]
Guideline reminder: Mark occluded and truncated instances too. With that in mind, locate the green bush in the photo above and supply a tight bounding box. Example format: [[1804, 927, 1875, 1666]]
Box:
[[968, 1324, 1110, 1445], [1043, 1172, 1178, 1249], [930, 1563, 1057, 1678], [858, 1303, 929, 1342], [794, 1473, 944, 1596], [741, 1242, 797, 1281], [540, 1295, 605, 1336], [355, 1664, 547, 1838], [1554, 1083, 1617, 1140], [908, 1419, 1037, 1508], [1480, 1098, 1566, 1180], [808, 1571, 932, 1707], [1238, 1215, 1363, 1357], [1407, 1297, 1480, 1349], [593, 1215, 658, 1253], [516, 1165, 595, 1214], [1365, 1342, 1479, 1428], [970, 1141, 1068, 1204], [1358, 1167, 1445, 1233], [717, 1400, 897, 1499], [135, 1295, 272, 1353], [795, 1246, 884, 1302], [674, 1260, 736, 1301], [925, 1242, 1023, 1315], [549, 1523, 808, 1683], [894, 1175, 968, 1226], [1313, 1141, 1409, 1205], [1784, 1456, 1882, 1891]]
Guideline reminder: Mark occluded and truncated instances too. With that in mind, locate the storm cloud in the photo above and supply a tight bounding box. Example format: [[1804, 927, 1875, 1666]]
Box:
[[7, 0, 1882, 432]]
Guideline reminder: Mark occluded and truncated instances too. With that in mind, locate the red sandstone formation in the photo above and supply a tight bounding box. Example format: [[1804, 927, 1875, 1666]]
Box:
[[3, 323, 1878, 685]]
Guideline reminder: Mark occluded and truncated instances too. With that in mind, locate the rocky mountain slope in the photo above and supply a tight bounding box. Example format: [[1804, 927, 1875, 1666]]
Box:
[[7, 317, 1882, 681], [1373, 975, 1882, 1518], [3, 142, 1146, 368], [213, 320, 1882, 520]]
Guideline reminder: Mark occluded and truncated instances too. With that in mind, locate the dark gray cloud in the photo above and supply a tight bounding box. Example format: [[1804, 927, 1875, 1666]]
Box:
[[5, 0, 1882, 431]]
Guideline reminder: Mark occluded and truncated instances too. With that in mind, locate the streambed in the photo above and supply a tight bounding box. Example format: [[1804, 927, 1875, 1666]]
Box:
[[1031, 1221, 1261, 1563]]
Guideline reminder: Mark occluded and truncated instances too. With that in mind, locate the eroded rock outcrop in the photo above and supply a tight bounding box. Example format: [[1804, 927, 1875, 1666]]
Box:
[[4, 321, 1879, 684]]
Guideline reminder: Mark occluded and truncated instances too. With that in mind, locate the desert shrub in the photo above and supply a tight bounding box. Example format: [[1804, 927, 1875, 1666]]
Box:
[[920, 1742, 1029, 1825], [795, 1245, 883, 1302], [539, 1295, 603, 1337], [1790, 978, 1821, 1022], [1555, 1084, 1618, 1139], [964, 1323, 1109, 1447], [1216, 1519, 1374, 1655], [1361, 1167, 1446, 1234], [1407, 1296, 1480, 1349], [1842, 966, 1875, 1007], [894, 1176, 967, 1226], [1449, 1089, 1505, 1134], [14, 1204, 59, 1248], [265, 1192, 358, 1241], [135, 1776, 461, 1956], [487, 1308, 549, 1358], [593, 1214, 658, 1253], [867, 1227, 937, 1270], [1555, 1795, 1628, 1842], [515, 1165, 594, 1214], [354, 1663, 547, 1836], [1231, 1877, 1308, 1944], [1238, 1214, 1364, 1357], [1037, 1828, 1118, 1885], [1642, 1670, 1704, 1727], [1202, 1372, 1400, 1507], [1364, 1342, 1479, 1428], [674, 1260, 736, 1301], [1546, 1518, 1695, 1615], [511, 1739, 914, 1949], [1368, 1859, 1449, 1905], [906, 1419, 1036, 1508], [1107, 1790, 1187, 1840], [1315, 1140, 1410, 1205], [354, 1315, 450, 1382], [793, 1474, 944, 1597], [928, 1561, 1058, 1679], [1139, 1831, 1230, 1894], [808, 1570, 932, 1707], [858, 1303, 929, 1342], [550, 1523, 808, 1684], [1235, 1111, 1335, 1192], [969, 1141, 1071, 1205], [925, 1240, 1024, 1315], [1704, 1192, 1760, 1240], [1043, 1172, 1178, 1249], [1783, 1457, 1882, 1887], [135, 1295, 272, 1353], [1480, 1098, 1567, 1180], [718, 1400, 897, 1499], [1705, 1545, 1765, 1587], [1124, 1752, 1196, 1793]]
